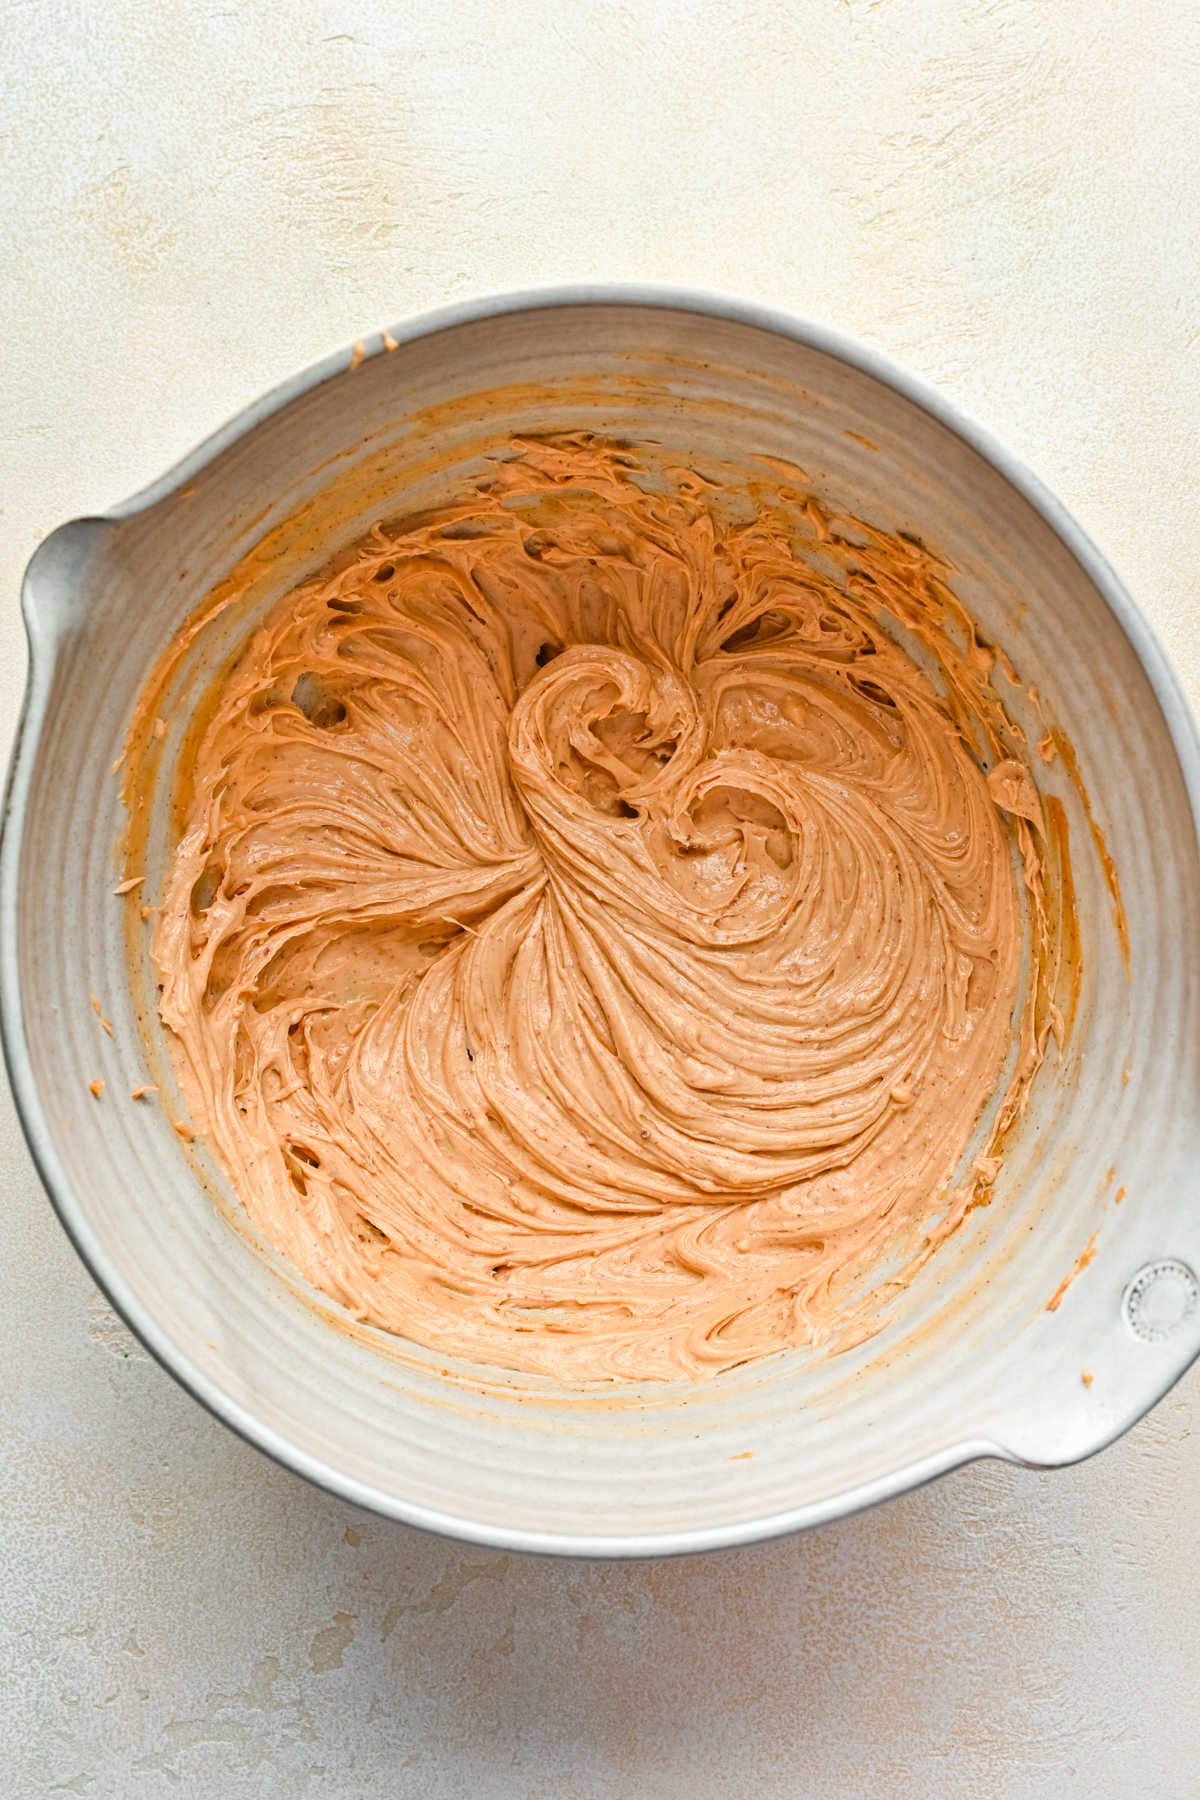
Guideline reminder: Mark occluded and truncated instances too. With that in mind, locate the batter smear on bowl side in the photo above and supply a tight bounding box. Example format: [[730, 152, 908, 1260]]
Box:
[[146, 437, 1062, 1381]]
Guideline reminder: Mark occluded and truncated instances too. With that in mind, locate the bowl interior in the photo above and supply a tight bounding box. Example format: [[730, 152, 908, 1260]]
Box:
[[9, 298, 1200, 1551]]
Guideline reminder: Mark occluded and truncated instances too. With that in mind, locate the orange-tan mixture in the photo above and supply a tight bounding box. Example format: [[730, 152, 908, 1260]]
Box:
[[149, 438, 1058, 1381]]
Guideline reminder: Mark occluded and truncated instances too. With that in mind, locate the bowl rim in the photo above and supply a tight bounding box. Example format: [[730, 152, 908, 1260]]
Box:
[[5, 281, 1200, 1557]]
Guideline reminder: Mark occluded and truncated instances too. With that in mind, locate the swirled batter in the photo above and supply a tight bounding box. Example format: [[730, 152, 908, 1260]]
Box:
[[151, 437, 1055, 1381]]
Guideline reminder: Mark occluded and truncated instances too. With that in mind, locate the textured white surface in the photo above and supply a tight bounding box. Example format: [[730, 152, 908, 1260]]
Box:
[[2, 2, 1199, 1794]]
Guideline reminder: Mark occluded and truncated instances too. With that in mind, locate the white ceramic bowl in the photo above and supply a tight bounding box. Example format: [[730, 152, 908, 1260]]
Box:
[[5, 288, 1200, 1556]]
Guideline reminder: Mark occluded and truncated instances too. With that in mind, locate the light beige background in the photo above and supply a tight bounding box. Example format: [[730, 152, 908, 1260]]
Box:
[[2, 3, 1199, 1795]]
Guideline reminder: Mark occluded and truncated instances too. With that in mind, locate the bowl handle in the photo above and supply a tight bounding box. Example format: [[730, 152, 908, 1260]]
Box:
[[20, 516, 117, 655]]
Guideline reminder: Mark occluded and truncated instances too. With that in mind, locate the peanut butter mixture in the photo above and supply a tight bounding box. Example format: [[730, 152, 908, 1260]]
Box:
[[151, 438, 1055, 1381]]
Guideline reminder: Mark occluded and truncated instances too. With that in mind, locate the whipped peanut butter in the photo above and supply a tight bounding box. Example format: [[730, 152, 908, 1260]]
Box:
[[148, 437, 1058, 1381]]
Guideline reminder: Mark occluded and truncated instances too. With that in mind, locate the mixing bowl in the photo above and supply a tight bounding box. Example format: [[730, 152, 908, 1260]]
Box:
[[4, 287, 1200, 1556]]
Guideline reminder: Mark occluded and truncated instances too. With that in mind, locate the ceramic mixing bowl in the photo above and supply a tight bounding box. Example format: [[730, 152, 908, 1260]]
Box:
[[4, 288, 1200, 1555]]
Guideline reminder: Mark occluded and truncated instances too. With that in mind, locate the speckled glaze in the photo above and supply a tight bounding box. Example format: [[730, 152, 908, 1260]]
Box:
[[4, 288, 1200, 1556]]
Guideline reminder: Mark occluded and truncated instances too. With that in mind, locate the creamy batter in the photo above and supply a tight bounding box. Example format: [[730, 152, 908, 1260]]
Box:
[[150, 437, 1055, 1381]]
